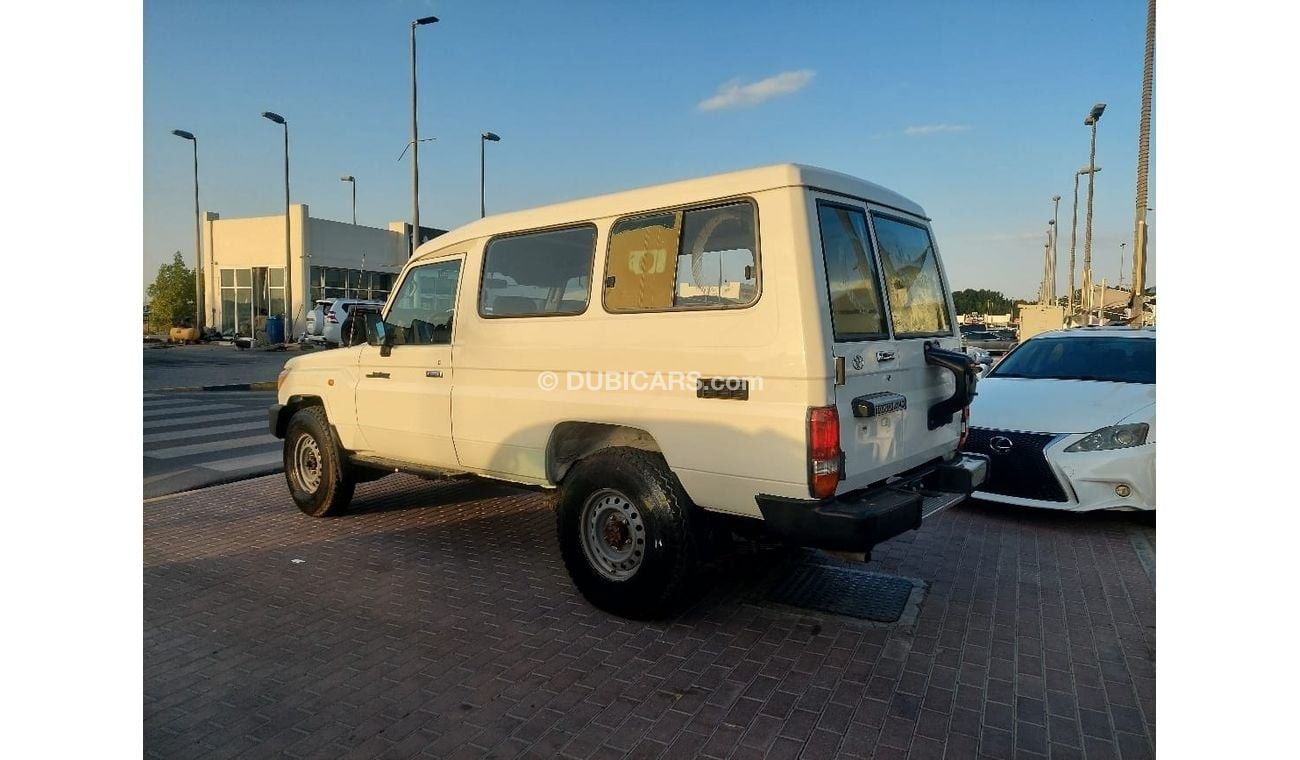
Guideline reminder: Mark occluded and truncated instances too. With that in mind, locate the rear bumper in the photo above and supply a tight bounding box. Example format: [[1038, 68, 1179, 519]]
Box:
[[755, 454, 988, 553]]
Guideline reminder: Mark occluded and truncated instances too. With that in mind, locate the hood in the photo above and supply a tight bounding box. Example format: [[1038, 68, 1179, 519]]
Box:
[[968, 377, 1156, 435]]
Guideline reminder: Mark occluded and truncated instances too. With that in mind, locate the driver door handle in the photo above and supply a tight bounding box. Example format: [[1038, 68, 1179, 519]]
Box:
[[425, 370, 443, 378], [365, 371, 390, 379]]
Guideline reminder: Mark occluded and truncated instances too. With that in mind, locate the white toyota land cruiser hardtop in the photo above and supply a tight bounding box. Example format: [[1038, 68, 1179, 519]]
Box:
[[270, 164, 987, 618]]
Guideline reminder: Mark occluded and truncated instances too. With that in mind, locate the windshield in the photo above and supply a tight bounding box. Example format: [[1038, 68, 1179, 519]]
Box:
[[990, 336, 1155, 384]]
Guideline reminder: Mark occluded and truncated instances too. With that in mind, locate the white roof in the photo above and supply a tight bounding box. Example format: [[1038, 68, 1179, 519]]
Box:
[[415, 163, 926, 261]]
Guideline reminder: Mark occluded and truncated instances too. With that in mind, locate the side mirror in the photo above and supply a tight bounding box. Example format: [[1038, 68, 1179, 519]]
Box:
[[365, 312, 389, 347]]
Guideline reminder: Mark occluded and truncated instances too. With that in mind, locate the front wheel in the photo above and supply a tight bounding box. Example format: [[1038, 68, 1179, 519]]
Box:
[[283, 406, 355, 517], [556, 448, 700, 619]]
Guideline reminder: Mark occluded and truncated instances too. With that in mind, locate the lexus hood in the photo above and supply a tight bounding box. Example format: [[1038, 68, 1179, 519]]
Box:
[[968, 377, 1156, 435]]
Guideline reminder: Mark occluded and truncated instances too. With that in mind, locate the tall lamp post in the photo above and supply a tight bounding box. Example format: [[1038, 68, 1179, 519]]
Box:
[[261, 111, 293, 342], [171, 129, 204, 334], [1081, 102, 1106, 325], [410, 15, 439, 257], [480, 131, 500, 218], [1119, 242, 1127, 290], [340, 175, 356, 225], [1050, 195, 1061, 304], [1067, 166, 1101, 326]]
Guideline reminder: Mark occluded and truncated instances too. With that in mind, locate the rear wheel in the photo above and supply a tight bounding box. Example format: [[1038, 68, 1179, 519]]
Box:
[[283, 406, 354, 517], [557, 448, 700, 619]]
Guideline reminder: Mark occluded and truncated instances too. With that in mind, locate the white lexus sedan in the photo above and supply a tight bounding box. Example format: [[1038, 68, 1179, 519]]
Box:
[[963, 327, 1155, 511]]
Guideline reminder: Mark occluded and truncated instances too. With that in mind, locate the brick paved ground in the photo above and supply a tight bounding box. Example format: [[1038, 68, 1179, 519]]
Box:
[[144, 474, 1155, 759]]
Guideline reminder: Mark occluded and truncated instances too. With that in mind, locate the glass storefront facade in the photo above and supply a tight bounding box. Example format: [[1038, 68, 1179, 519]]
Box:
[[308, 266, 396, 304], [219, 267, 285, 336]]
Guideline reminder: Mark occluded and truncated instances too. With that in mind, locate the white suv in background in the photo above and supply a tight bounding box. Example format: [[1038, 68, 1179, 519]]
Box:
[[305, 299, 385, 347]]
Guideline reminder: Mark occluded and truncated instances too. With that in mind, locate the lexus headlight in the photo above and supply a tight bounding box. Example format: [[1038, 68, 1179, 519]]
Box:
[[1065, 423, 1149, 452]]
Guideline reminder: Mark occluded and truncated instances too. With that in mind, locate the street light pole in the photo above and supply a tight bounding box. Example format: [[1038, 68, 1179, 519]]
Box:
[[1067, 167, 1099, 326], [171, 129, 204, 334], [1050, 195, 1061, 304], [1119, 242, 1127, 290], [410, 15, 439, 257], [262, 111, 293, 342], [340, 175, 356, 225], [480, 131, 500, 218], [1082, 102, 1106, 325]]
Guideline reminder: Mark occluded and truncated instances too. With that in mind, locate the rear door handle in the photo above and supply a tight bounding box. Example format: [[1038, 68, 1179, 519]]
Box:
[[365, 371, 390, 379], [876, 351, 896, 362], [425, 370, 443, 378]]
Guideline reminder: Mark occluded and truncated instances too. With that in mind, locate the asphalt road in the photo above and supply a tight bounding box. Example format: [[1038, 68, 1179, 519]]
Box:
[[143, 343, 305, 391]]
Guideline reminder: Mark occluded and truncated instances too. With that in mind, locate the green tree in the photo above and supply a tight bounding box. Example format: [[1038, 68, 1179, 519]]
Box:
[[951, 288, 1015, 316], [147, 252, 196, 333]]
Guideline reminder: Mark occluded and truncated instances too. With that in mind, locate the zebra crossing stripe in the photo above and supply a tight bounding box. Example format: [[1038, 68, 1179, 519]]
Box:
[[143, 421, 268, 444], [143, 403, 241, 418], [143, 409, 265, 430], [202, 450, 283, 473], [146, 434, 279, 460]]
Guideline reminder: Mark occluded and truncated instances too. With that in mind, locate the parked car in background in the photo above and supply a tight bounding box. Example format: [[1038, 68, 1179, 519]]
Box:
[[962, 329, 1017, 356], [963, 326, 1155, 511], [305, 298, 385, 347], [962, 345, 993, 375], [337, 303, 382, 347]]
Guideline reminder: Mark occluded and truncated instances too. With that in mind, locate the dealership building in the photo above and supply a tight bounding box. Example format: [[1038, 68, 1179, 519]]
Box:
[[200, 203, 443, 338]]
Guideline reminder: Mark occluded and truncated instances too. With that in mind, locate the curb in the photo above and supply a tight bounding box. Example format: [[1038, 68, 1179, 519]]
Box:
[[150, 381, 278, 393]]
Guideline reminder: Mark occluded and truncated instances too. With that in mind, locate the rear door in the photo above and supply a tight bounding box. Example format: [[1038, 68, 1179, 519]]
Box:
[[814, 198, 961, 491]]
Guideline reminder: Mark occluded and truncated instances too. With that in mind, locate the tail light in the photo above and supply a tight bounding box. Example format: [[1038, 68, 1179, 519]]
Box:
[[325, 311, 338, 324], [959, 405, 971, 450], [808, 406, 842, 499]]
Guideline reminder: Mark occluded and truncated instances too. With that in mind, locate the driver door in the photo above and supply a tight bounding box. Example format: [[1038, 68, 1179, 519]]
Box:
[[354, 257, 463, 468]]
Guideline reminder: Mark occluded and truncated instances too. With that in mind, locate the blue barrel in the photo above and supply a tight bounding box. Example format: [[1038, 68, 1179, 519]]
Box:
[[265, 315, 285, 344]]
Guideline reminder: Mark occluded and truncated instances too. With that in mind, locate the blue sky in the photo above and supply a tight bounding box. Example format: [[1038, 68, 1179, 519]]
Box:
[[144, 0, 1155, 300]]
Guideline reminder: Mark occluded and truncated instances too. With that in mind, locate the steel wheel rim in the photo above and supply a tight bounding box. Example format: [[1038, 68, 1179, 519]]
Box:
[[292, 434, 323, 493], [580, 488, 646, 581]]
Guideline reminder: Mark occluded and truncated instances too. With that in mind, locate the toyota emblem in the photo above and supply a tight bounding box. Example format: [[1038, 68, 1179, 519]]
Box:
[[988, 435, 1014, 453]]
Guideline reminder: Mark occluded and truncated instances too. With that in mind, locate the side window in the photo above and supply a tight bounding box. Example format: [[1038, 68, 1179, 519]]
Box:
[[384, 259, 462, 345], [480, 226, 596, 317], [871, 215, 952, 337], [817, 203, 887, 341], [604, 201, 758, 312]]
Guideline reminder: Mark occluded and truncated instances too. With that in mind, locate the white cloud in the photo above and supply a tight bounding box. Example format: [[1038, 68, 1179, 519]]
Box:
[[903, 123, 972, 136], [697, 70, 815, 112]]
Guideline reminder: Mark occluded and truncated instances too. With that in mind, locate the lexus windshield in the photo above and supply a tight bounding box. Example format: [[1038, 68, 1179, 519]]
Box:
[[990, 337, 1155, 384]]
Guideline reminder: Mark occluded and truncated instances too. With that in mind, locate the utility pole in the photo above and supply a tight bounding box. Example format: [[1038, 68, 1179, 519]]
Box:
[[1130, 0, 1155, 319]]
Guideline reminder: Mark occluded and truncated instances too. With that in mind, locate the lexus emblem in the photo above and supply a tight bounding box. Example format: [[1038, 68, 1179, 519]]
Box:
[[989, 435, 1014, 453], [852, 354, 865, 371]]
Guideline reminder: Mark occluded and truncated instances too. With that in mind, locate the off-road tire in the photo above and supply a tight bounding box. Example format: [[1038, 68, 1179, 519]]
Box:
[[556, 447, 700, 619], [283, 405, 355, 517]]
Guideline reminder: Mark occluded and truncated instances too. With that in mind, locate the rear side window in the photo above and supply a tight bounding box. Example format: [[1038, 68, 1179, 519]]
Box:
[[480, 226, 596, 317], [871, 214, 952, 337], [816, 203, 887, 341], [604, 201, 758, 312]]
